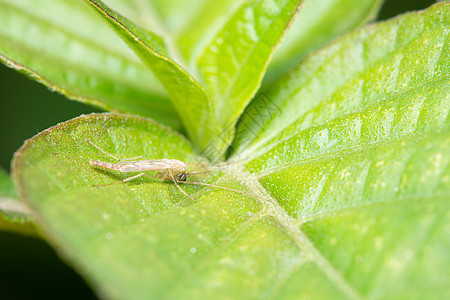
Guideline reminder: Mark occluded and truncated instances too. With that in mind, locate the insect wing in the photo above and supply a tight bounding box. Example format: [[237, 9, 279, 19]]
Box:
[[117, 160, 169, 172]]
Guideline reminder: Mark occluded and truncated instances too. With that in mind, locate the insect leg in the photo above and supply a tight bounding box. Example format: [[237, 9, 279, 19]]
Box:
[[120, 156, 145, 161], [169, 170, 198, 201], [87, 138, 120, 161], [94, 172, 147, 187], [87, 139, 145, 161]]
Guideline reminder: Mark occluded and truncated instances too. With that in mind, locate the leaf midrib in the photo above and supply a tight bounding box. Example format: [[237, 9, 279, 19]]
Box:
[[232, 166, 363, 299], [34, 150, 361, 299], [229, 129, 447, 296]]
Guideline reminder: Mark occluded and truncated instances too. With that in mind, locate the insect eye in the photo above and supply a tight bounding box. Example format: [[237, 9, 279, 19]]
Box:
[[179, 173, 187, 181]]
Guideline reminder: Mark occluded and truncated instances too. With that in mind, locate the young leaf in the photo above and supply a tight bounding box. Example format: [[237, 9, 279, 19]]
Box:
[[105, 0, 243, 61], [265, 0, 384, 84], [197, 0, 303, 141], [233, 2, 450, 159], [148, 0, 241, 33], [84, 0, 221, 154], [0, 0, 180, 128]]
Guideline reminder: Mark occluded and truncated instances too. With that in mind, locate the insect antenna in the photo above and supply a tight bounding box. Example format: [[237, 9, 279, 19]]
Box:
[[87, 138, 144, 162], [178, 180, 263, 201], [87, 138, 120, 160], [185, 170, 214, 176]]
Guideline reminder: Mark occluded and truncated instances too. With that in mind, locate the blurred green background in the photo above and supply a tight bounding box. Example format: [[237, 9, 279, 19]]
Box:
[[0, 0, 436, 298]]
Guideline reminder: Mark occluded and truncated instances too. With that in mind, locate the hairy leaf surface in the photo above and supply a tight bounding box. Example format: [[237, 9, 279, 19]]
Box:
[[233, 3, 450, 160]]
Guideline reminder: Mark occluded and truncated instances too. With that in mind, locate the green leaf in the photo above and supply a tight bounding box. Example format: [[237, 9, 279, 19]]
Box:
[[1, 0, 303, 158], [84, 0, 220, 154], [11, 3, 450, 299], [265, 0, 384, 84], [0, 168, 17, 200], [0, 168, 35, 236], [0, 0, 180, 129], [85, 0, 303, 158], [105, 0, 243, 63], [171, 0, 245, 63], [233, 2, 450, 159], [13, 113, 264, 298], [145, 0, 241, 35], [197, 0, 303, 138], [13, 122, 450, 297], [0, 168, 29, 221], [257, 130, 449, 299]]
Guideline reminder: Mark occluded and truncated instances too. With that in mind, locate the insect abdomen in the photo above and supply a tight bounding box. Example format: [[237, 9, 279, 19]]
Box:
[[90, 160, 121, 171]]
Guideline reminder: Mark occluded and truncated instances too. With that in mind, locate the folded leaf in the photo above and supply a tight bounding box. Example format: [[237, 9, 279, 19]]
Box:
[[85, 0, 221, 154], [0, 0, 180, 128], [197, 0, 303, 145]]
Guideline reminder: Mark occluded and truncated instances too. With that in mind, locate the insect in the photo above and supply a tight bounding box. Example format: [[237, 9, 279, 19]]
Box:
[[87, 139, 259, 201]]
